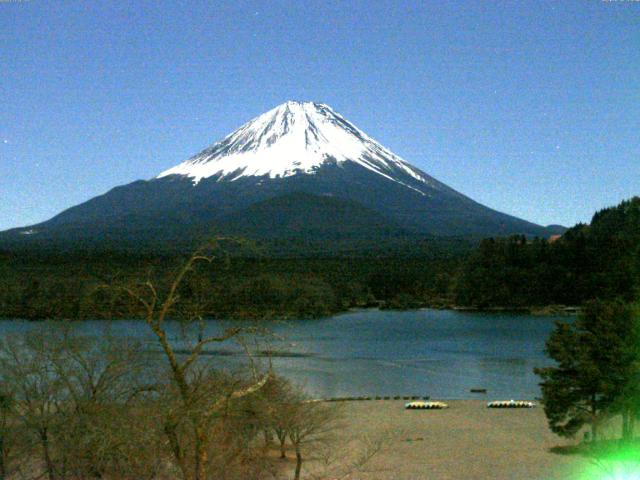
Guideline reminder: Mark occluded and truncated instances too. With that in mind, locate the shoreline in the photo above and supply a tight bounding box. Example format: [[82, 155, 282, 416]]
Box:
[[1, 304, 580, 323], [314, 395, 537, 402]]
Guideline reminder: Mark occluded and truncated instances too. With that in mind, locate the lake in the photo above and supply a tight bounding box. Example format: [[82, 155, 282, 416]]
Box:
[[0, 309, 566, 400]]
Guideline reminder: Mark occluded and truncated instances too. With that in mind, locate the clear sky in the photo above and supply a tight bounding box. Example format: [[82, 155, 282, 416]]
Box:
[[1, 0, 638, 230]]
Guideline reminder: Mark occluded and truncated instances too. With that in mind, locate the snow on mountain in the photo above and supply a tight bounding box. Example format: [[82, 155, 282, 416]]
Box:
[[157, 101, 435, 194]]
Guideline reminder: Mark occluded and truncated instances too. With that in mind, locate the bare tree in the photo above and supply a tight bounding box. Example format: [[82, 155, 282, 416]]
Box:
[[0, 331, 65, 480], [287, 399, 342, 480], [0, 324, 161, 480], [252, 376, 297, 459], [257, 379, 391, 480], [112, 241, 272, 480], [49, 328, 161, 479], [308, 429, 397, 480], [0, 388, 16, 480]]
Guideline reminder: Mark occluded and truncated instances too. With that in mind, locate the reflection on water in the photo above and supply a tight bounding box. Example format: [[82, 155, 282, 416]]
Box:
[[0, 309, 568, 399]]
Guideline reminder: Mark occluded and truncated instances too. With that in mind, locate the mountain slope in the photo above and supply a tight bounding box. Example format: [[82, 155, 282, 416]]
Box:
[[216, 192, 405, 239], [0, 101, 561, 251]]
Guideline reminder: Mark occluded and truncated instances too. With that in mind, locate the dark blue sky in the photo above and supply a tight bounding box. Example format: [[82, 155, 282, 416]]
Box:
[[1, 0, 638, 230]]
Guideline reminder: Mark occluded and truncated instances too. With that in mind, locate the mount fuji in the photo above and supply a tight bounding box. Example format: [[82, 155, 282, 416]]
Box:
[[1, 101, 562, 251]]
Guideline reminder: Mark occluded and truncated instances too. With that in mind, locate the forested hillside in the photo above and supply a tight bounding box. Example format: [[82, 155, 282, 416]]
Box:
[[0, 247, 465, 320], [454, 197, 640, 308]]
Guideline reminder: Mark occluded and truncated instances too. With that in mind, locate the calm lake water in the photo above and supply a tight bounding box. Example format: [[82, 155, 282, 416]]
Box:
[[0, 309, 567, 400]]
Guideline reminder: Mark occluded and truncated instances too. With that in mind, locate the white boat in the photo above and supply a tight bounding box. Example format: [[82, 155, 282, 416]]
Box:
[[487, 399, 535, 408]]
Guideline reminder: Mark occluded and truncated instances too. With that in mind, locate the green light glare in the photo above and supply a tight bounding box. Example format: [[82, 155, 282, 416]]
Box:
[[577, 443, 640, 480]]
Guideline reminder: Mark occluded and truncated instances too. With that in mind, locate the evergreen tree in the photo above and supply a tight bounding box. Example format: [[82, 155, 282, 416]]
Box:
[[535, 300, 639, 441]]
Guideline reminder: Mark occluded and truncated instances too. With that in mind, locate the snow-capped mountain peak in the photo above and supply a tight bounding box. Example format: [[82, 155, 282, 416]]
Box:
[[1, 101, 555, 246], [157, 101, 434, 192]]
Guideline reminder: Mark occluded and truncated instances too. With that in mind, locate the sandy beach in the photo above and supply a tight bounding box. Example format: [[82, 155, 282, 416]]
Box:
[[309, 399, 591, 480]]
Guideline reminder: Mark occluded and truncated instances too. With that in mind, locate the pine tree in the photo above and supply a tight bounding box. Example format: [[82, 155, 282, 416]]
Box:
[[535, 300, 638, 441]]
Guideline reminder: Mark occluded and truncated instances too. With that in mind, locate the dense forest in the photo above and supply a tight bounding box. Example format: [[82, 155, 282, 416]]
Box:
[[0, 247, 465, 320], [0, 197, 637, 320], [456, 197, 640, 308]]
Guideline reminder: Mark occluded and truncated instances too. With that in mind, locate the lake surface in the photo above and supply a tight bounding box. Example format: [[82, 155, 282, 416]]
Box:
[[0, 309, 567, 400]]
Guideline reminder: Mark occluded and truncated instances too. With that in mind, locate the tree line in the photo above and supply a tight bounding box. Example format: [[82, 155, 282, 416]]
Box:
[[0, 251, 463, 321]]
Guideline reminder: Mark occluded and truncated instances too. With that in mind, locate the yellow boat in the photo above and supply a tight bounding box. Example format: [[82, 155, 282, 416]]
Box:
[[405, 401, 448, 410]]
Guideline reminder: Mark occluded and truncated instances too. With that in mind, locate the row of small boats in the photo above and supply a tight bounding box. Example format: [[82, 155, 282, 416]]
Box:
[[405, 401, 449, 409], [487, 400, 535, 408], [405, 399, 536, 410]]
